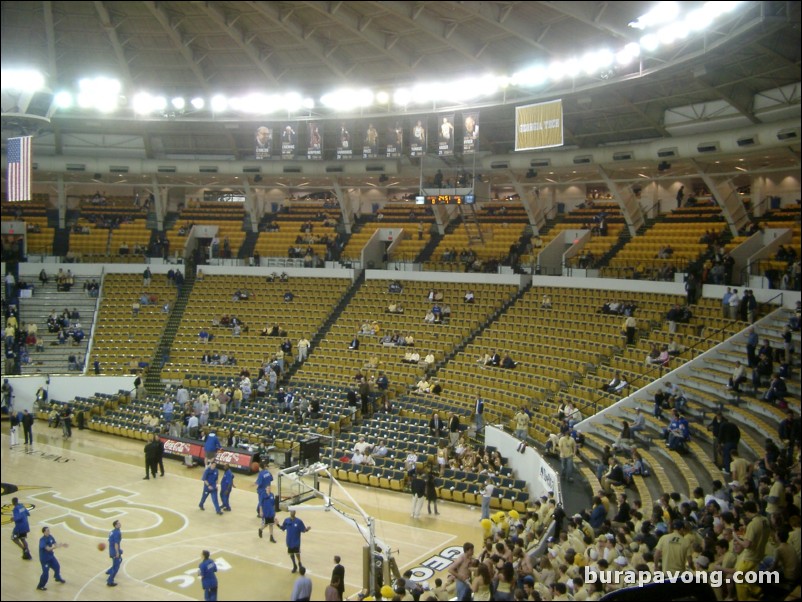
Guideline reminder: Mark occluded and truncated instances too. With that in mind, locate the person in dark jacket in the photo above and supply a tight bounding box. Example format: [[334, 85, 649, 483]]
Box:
[[425, 471, 439, 515], [717, 416, 741, 474], [144, 434, 160, 479]]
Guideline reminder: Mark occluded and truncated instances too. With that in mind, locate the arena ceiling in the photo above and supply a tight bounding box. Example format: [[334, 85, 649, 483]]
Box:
[[1, 1, 801, 192]]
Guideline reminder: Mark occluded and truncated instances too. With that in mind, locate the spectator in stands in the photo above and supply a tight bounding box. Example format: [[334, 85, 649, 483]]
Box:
[[485, 351, 501, 367], [386, 301, 403, 314], [514, 409, 530, 440], [726, 288, 741, 320], [666, 411, 690, 453], [429, 412, 446, 437], [541, 294, 552, 309], [665, 381, 687, 411], [559, 429, 577, 483], [612, 420, 633, 453], [601, 457, 625, 493], [623, 314, 638, 346], [501, 354, 518, 369], [601, 371, 623, 393], [752, 351, 773, 392], [464, 290, 475, 303], [564, 402, 583, 428], [622, 450, 645, 484], [348, 335, 359, 350], [727, 361, 748, 392], [629, 408, 646, 439], [763, 373, 788, 406], [716, 415, 741, 474], [448, 413, 461, 447], [666, 335, 684, 357], [413, 377, 431, 394], [71, 325, 85, 345], [645, 342, 660, 364], [588, 496, 607, 534]]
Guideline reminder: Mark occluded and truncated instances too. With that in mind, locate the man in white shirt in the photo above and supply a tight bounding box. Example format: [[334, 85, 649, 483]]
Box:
[[186, 413, 200, 439], [176, 385, 190, 406], [353, 436, 371, 455], [728, 289, 741, 320], [297, 337, 310, 362], [480, 480, 495, 519]]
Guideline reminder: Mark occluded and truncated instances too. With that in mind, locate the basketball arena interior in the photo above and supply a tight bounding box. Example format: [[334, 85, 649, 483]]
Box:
[[1, 2, 801, 601]]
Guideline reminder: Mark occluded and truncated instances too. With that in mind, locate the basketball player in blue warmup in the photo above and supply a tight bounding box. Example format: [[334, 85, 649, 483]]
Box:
[[220, 464, 234, 512], [279, 509, 311, 573], [199, 461, 223, 515], [36, 526, 66, 590], [254, 462, 273, 516], [106, 520, 123, 587], [258, 490, 278, 543], [11, 497, 32, 560]]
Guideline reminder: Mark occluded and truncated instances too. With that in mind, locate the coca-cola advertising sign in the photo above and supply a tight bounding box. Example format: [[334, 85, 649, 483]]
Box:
[[159, 435, 256, 472]]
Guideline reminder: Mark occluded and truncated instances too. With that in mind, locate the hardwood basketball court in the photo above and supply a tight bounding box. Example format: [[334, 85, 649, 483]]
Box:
[[1, 423, 481, 601]]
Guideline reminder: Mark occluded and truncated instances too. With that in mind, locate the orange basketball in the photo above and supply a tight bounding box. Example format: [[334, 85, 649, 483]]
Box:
[[250, 461, 260, 473], [98, 542, 106, 552]]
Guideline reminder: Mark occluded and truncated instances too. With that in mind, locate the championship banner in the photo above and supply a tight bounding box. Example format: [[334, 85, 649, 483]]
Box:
[[281, 122, 298, 159], [386, 121, 403, 158], [307, 121, 322, 160], [515, 99, 564, 151], [462, 112, 479, 155], [336, 121, 353, 159], [410, 117, 427, 157], [363, 121, 379, 159], [437, 113, 455, 156], [255, 126, 272, 159]]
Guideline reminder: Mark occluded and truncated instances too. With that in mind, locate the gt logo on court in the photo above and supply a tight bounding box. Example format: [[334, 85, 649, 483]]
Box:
[[30, 487, 187, 539]]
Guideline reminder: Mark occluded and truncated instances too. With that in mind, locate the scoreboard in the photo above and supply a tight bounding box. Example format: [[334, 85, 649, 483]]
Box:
[[417, 194, 475, 205]]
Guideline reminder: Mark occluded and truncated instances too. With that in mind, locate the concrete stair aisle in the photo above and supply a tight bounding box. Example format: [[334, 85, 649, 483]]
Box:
[[596, 422, 705, 496], [18, 275, 100, 375], [576, 440, 654, 509], [582, 430, 670, 505]]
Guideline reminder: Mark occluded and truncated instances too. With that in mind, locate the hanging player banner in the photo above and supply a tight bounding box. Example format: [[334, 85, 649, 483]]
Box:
[[386, 121, 403, 158], [515, 99, 564, 151], [281, 123, 298, 159], [307, 121, 322, 160], [336, 121, 352, 160], [437, 113, 455, 157], [255, 126, 273, 159], [410, 117, 427, 157], [363, 122, 380, 159], [462, 112, 479, 155]]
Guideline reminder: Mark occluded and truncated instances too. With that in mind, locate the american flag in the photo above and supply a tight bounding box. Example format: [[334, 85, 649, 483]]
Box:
[[7, 136, 33, 202]]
